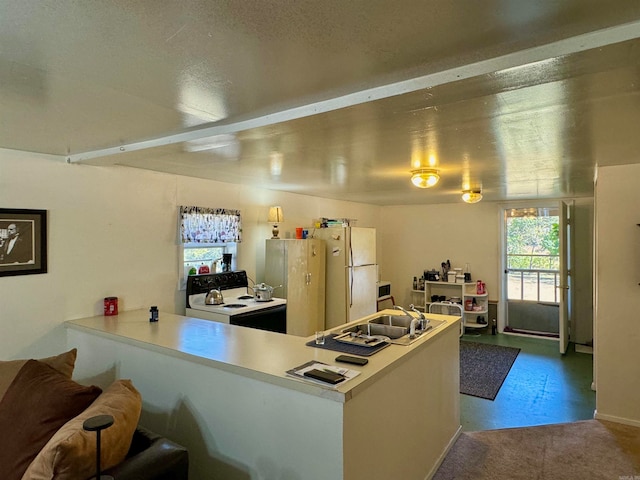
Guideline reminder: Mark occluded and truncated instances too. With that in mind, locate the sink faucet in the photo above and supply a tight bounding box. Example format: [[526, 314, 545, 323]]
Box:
[[409, 304, 428, 330], [393, 305, 419, 338]]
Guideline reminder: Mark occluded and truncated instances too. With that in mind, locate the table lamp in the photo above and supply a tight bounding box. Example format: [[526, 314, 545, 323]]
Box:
[[268, 206, 284, 238]]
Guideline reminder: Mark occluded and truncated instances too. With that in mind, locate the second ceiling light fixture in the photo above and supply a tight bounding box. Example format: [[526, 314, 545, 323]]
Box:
[[461, 189, 483, 203]]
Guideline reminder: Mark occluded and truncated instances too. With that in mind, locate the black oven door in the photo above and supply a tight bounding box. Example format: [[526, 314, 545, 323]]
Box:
[[229, 304, 287, 334]]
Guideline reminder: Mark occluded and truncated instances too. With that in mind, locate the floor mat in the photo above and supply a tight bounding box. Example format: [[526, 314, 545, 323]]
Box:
[[460, 341, 520, 400]]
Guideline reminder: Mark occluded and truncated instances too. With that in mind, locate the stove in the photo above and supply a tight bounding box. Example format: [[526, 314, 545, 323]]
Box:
[[185, 270, 287, 333], [187, 287, 287, 316]]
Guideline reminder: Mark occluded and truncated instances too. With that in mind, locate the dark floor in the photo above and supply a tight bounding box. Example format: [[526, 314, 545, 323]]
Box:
[[460, 330, 595, 432]]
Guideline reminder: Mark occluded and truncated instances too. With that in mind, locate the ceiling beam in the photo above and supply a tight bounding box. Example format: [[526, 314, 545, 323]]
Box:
[[67, 19, 640, 165]]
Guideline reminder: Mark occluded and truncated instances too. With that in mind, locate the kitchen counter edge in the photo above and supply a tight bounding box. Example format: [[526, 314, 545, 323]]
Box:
[[65, 308, 460, 403]]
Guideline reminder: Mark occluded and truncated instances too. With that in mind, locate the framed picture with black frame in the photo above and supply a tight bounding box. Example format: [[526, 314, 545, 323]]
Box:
[[0, 208, 47, 277]]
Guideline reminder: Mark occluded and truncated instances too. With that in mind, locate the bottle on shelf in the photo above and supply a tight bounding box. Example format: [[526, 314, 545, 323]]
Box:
[[413, 276, 418, 290]]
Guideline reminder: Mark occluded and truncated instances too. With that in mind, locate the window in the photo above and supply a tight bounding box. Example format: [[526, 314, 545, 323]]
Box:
[[179, 206, 241, 289], [505, 207, 560, 303], [183, 244, 230, 276]]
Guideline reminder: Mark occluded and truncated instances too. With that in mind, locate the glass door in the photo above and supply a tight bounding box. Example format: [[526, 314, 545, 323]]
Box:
[[503, 206, 562, 339]]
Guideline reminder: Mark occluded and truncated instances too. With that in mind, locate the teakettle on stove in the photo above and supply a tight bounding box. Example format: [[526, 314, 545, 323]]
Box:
[[252, 283, 281, 302], [205, 288, 224, 305]]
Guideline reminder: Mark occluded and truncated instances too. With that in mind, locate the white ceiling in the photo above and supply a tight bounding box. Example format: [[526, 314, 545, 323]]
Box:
[[3, 1, 640, 205]]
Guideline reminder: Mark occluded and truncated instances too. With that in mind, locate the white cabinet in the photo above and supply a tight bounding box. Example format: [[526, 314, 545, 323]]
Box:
[[412, 281, 489, 331], [265, 239, 326, 336]]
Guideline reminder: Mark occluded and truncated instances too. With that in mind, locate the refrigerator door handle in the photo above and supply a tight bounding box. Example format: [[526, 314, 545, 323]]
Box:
[[349, 267, 354, 308]]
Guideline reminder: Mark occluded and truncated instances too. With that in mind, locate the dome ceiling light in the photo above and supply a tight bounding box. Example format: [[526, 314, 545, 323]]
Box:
[[410, 168, 440, 188], [461, 189, 483, 203]]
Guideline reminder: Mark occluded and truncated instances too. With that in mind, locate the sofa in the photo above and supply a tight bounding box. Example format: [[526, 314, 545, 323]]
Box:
[[0, 348, 189, 480], [102, 424, 188, 479]]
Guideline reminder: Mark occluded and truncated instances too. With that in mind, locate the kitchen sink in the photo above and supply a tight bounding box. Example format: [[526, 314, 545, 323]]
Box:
[[368, 314, 415, 328], [340, 316, 447, 345], [341, 322, 407, 339]]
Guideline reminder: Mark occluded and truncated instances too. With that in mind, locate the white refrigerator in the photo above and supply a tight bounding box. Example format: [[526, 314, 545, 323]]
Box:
[[314, 226, 378, 329]]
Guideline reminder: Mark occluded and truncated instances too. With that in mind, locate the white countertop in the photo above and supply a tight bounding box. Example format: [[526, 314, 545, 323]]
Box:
[[65, 308, 459, 402]]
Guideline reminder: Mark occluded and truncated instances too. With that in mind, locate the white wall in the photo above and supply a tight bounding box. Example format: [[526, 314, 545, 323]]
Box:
[[0, 150, 379, 359], [594, 163, 640, 426], [379, 202, 501, 310], [0, 149, 599, 395], [377, 200, 594, 344]]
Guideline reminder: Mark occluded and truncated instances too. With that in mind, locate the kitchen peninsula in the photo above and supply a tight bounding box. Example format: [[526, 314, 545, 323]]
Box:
[[66, 309, 461, 480]]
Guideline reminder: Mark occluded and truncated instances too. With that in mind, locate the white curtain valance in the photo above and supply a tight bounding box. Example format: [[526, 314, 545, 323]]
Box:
[[179, 206, 242, 244]]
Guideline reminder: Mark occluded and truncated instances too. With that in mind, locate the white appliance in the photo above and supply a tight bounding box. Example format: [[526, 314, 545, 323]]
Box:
[[314, 226, 378, 329], [376, 280, 393, 311], [264, 238, 326, 336], [185, 271, 287, 333], [377, 281, 391, 300]]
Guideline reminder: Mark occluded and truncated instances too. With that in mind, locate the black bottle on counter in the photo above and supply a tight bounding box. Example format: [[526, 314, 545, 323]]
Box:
[[149, 306, 159, 322]]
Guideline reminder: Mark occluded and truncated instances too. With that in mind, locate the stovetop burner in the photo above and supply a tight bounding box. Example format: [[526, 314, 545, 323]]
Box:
[[223, 303, 247, 309], [186, 271, 287, 317]]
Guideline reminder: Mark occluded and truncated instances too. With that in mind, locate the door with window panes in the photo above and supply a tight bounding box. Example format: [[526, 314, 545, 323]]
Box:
[[503, 205, 570, 350]]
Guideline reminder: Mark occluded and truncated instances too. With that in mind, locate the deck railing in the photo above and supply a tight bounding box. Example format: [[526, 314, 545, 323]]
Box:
[[507, 254, 559, 303]]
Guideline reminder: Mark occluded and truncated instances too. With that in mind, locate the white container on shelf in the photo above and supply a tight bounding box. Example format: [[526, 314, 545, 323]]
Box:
[[447, 271, 457, 283], [456, 275, 465, 284]]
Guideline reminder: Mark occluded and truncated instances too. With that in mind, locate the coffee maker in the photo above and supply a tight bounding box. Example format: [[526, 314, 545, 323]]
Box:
[[221, 253, 232, 272]]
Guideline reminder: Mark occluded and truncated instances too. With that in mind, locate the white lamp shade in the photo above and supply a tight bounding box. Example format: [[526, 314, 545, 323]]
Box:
[[268, 206, 284, 223]]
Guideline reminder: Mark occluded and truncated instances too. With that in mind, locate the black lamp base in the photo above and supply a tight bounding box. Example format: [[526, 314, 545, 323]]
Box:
[[83, 414, 115, 480]]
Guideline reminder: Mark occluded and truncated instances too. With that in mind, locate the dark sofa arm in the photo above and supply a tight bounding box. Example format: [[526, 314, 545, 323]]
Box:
[[103, 424, 189, 480]]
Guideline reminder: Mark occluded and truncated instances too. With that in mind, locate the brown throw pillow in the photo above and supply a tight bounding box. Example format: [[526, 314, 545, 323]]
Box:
[[0, 360, 101, 480], [0, 349, 77, 401], [23, 379, 142, 480]]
